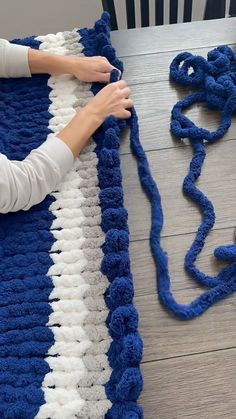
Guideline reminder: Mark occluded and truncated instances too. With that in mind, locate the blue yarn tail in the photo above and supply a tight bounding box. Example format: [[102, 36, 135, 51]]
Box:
[[127, 107, 236, 320], [110, 43, 236, 320]]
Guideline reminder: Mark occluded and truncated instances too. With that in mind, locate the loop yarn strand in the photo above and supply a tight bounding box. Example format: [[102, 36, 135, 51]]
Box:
[[111, 44, 236, 320]]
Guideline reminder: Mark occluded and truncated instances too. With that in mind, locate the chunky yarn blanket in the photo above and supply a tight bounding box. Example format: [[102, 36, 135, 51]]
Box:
[[2, 9, 236, 419], [0, 13, 143, 419]]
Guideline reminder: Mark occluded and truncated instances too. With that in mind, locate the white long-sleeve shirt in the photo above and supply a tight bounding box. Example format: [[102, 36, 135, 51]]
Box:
[[0, 39, 75, 213]]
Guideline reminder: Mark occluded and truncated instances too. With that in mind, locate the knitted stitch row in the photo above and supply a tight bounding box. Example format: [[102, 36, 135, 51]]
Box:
[[0, 13, 143, 419], [79, 13, 143, 418]]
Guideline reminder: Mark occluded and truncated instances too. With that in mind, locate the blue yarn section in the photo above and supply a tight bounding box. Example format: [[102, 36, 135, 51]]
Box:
[[79, 13, 143, 419], [127, 45, 236, 319], [0, 36, 56, 418]]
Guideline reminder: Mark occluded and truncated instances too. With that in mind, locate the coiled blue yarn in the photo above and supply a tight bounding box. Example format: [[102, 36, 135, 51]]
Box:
[[79, 12, 143, 419], [128, 45, 236, 319]]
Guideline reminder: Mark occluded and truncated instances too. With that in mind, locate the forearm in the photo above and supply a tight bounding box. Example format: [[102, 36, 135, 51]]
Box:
[[0, 134, 74, 213], [56, 105, 104, 159], [0, 39, 31, 78], [28, 47, 74, 75]]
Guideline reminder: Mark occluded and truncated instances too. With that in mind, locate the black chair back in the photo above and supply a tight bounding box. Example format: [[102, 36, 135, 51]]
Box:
[[102, 0, 235, 30]]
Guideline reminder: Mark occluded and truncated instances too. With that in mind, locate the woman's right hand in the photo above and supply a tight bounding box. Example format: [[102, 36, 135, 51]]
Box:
[[56, 80, 133, 160], [85, 80, 133, 122]]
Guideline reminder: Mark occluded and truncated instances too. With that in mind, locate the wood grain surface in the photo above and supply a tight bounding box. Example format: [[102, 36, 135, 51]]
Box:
[[111, 18, 236, 419]]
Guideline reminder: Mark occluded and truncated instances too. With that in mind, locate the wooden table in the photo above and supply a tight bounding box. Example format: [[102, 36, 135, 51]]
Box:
[[111, 18, 236, 419]]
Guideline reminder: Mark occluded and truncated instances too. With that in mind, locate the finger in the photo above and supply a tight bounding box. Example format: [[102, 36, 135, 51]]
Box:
[[122, 110, 131, 119], [97, 56, 121, 75], [92, 57, 122, 78], [102, 62, 115, 72], [96, 58, 114, 73], [100, 65, 122, 81], [95, 72, 111, 83], [120, 87, 131, 98], [114, 79, 127, 88], [123, 99, 133, 108]]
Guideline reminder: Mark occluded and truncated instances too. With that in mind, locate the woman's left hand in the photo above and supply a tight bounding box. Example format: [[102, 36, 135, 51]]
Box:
[[69, 55, 121, 83], [28, 48, 120, 83]]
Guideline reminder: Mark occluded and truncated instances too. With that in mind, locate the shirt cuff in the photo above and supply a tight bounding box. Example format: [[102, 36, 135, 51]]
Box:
[[5, 41, 31, 78], [36, 133, 75, 178]]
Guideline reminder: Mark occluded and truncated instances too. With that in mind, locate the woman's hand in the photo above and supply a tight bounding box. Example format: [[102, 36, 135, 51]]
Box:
[[56, 79, 133, 159], [85, 79, 133, 122], [69, 56, 121, 83], [28, 49, 120, 83]]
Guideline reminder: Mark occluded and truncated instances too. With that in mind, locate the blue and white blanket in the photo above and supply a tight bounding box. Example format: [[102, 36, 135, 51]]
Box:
[[0, 13, 143, 419]]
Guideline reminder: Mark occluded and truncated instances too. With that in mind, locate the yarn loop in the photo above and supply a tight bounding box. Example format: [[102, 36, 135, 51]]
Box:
[[120, 44, 236, 320]]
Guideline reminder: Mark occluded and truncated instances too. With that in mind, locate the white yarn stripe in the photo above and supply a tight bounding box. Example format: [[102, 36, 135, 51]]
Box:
[[34, 30, 112, 419]]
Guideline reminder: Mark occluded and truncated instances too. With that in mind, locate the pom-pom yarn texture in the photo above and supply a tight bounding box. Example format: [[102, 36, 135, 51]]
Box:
[[0, 13, 143, 419]]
